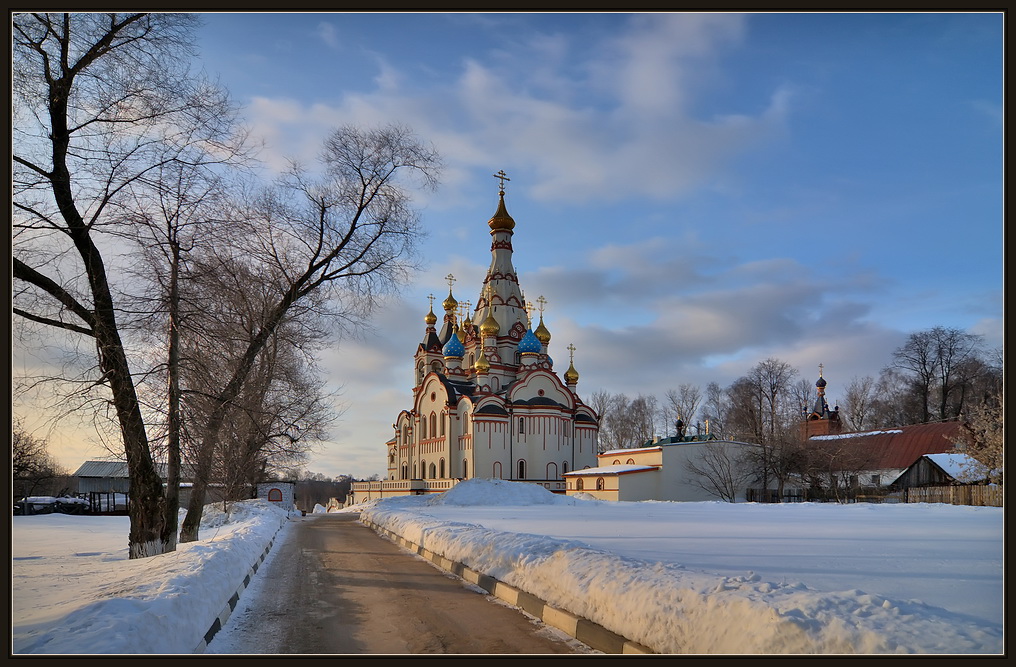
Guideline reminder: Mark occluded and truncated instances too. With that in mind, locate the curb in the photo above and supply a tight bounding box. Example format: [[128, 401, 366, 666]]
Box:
[[192, 518, 288, 653], [362, 518, 655, 655]]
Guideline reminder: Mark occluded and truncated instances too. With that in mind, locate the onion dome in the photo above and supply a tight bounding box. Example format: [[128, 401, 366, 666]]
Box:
[[480, 312, 500, 337], [488, 192, 516, 232], [564, 361, 579, 384], [424, 305, 437, 326], [816, 376, 827, 389], [518, 327, 542, 355], [443, 329, 465, 358], [442, 290, 458, 312], [474, 349, 490, 374], [534, 316, 551, 345]]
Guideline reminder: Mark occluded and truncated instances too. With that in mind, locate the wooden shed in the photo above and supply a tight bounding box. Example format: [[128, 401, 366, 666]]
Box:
[[891, 452, 988, 490]]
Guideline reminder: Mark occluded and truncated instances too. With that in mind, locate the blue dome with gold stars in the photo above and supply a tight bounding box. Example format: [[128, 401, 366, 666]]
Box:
[[518, 327, 542, 355], [443, 332, 465, 358]]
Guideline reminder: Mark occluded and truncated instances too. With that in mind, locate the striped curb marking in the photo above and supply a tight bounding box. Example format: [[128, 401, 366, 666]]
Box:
[[361, 518, 654, 655], [193, 520, 287, 653]]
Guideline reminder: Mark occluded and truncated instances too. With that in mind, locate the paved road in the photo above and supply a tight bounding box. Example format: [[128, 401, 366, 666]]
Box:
[[205, 513, 590, 654]]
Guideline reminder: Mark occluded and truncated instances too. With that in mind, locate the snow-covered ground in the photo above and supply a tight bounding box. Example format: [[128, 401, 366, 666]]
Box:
[[11, 482, 1004, 654]]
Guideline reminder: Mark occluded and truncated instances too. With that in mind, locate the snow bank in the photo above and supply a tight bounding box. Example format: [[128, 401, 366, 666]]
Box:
[[13, 500, 290, 654], [360, 480, 1001, 654]]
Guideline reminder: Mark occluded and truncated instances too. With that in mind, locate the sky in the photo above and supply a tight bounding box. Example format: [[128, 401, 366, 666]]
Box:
[[11, 483, 1003, 654], [13, 11, 1003, 481]]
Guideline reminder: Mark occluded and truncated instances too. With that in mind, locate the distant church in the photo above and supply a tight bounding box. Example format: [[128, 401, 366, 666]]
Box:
[[350, 173, 600, 503]]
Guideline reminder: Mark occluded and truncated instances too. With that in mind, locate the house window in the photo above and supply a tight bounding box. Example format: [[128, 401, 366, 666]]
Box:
[[519, 417, 525, 433], [463, 459, 468, 479], [870, 475, 880, 486], [596, 478, 605, 491], [547, 462, 558, 479], [626, 459, 635, 465], [430, 412, 437, 438], [267, 488, 282, 502], [493, 461, 502, 479], [613, 460, 620, 465], [518, 459, 527, 479], [429, 462, 437, 478], [402, 464, 408, 480], [421, 418, 427, 439], [439, 459, 445, 479], [562, 461, 569, 474], [576, 478, 584, 491]]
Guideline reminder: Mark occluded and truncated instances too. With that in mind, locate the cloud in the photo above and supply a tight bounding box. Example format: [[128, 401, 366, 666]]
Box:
[[239, 14, 785, 205], [316, 22, 339, 49]]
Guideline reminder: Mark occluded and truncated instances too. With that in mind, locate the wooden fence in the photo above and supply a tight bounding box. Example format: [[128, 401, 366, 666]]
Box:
[[904, 485, 1002, 507]]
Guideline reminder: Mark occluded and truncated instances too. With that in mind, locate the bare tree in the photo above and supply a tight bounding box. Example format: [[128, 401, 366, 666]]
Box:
[[890, 326, 984, 423], [664, 383, 702, 437], [13, 420, 68, 499], [841, 375, 877, 431], [13, 13, 250, 557], [178, 124, 440, 542], [957, 396, 1003, 486], [684, 443, 757, 502]]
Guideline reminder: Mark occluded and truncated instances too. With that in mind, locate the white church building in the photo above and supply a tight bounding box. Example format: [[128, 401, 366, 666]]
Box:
[[349, 176, 600, 504]]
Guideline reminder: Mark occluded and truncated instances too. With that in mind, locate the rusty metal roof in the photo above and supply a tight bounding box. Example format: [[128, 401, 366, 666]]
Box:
[[808, 422, 964, 470]]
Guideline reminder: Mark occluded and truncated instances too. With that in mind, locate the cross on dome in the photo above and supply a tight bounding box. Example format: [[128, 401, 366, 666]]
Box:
[[493, 169, 510, 194], [567, 343, 576, 363]]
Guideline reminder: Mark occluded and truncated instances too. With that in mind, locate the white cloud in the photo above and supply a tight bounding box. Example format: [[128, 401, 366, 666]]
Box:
[[316, 21, 339, 49]]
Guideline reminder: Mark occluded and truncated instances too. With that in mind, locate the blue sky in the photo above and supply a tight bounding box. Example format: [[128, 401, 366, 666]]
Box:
[[27, 12, 1003, 480]]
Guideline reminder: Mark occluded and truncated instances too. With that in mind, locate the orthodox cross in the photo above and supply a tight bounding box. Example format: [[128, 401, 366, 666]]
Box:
[[567, 343, 576, 363], [818, 363, 824, 378], [445, 273, 456, 291], [427, 294, 435, 309], [536, 295, 547, 316], [460, 300, 472, 320], [493, 170, 510, 194]]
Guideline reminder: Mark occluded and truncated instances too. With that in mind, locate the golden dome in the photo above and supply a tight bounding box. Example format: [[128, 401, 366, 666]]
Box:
[[442, 290, 458, 312], [487, 192, 516, 232], [480, 312, 500, 337], [564, 361, 579, 384], [474, 349, 490, 374], [424, 306, 437, 326], [534, 316, 551, 344]]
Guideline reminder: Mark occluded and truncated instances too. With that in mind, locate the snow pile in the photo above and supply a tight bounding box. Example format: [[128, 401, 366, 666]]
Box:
[[360, 480, 1002, 654], [12, 500, 290, 654], [426, 477, 579, 506]]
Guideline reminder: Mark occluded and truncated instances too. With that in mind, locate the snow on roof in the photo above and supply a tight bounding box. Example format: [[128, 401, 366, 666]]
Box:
[[925, 453, 985, 482], [810, 429, 903, 440], [563, 464, 659, 476]]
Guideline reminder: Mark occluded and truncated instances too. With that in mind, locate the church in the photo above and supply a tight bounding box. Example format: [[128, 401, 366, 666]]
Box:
[[349, 174, 600, 503]]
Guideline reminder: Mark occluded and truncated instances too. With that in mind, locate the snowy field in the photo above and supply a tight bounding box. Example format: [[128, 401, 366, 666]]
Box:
[[11, 482, 1005, 655]]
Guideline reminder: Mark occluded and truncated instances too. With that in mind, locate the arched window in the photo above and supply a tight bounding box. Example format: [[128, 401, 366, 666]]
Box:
[[562, 461, 569, 474], [402, 464, 408, 480], [596, 477, 605, 491], [493, 461, 503, 479], [420, 460, 426, 478], [439, 459, 446, 478], [429, 462, 437, 478], [491, 376, 499, 391], [519, 417, 525, 433], [517, 459, 526, 480], [626, 458, 635, 465], [430, 412, 437, 438], [613, 459, 620, 465], [463, 459, 468, 478], [267, 488, 282, 502], [421, 418, 427, 439], [416, 362, 424, 384], [576, 478, 584, 491], [389, 453, 395, 464], [547, 462, 558, 480], [440, 413, 445, 436]]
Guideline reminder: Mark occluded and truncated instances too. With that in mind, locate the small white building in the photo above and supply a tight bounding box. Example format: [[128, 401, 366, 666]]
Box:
[[257, 481, 296, 512], [564, 436, 767, 502]]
